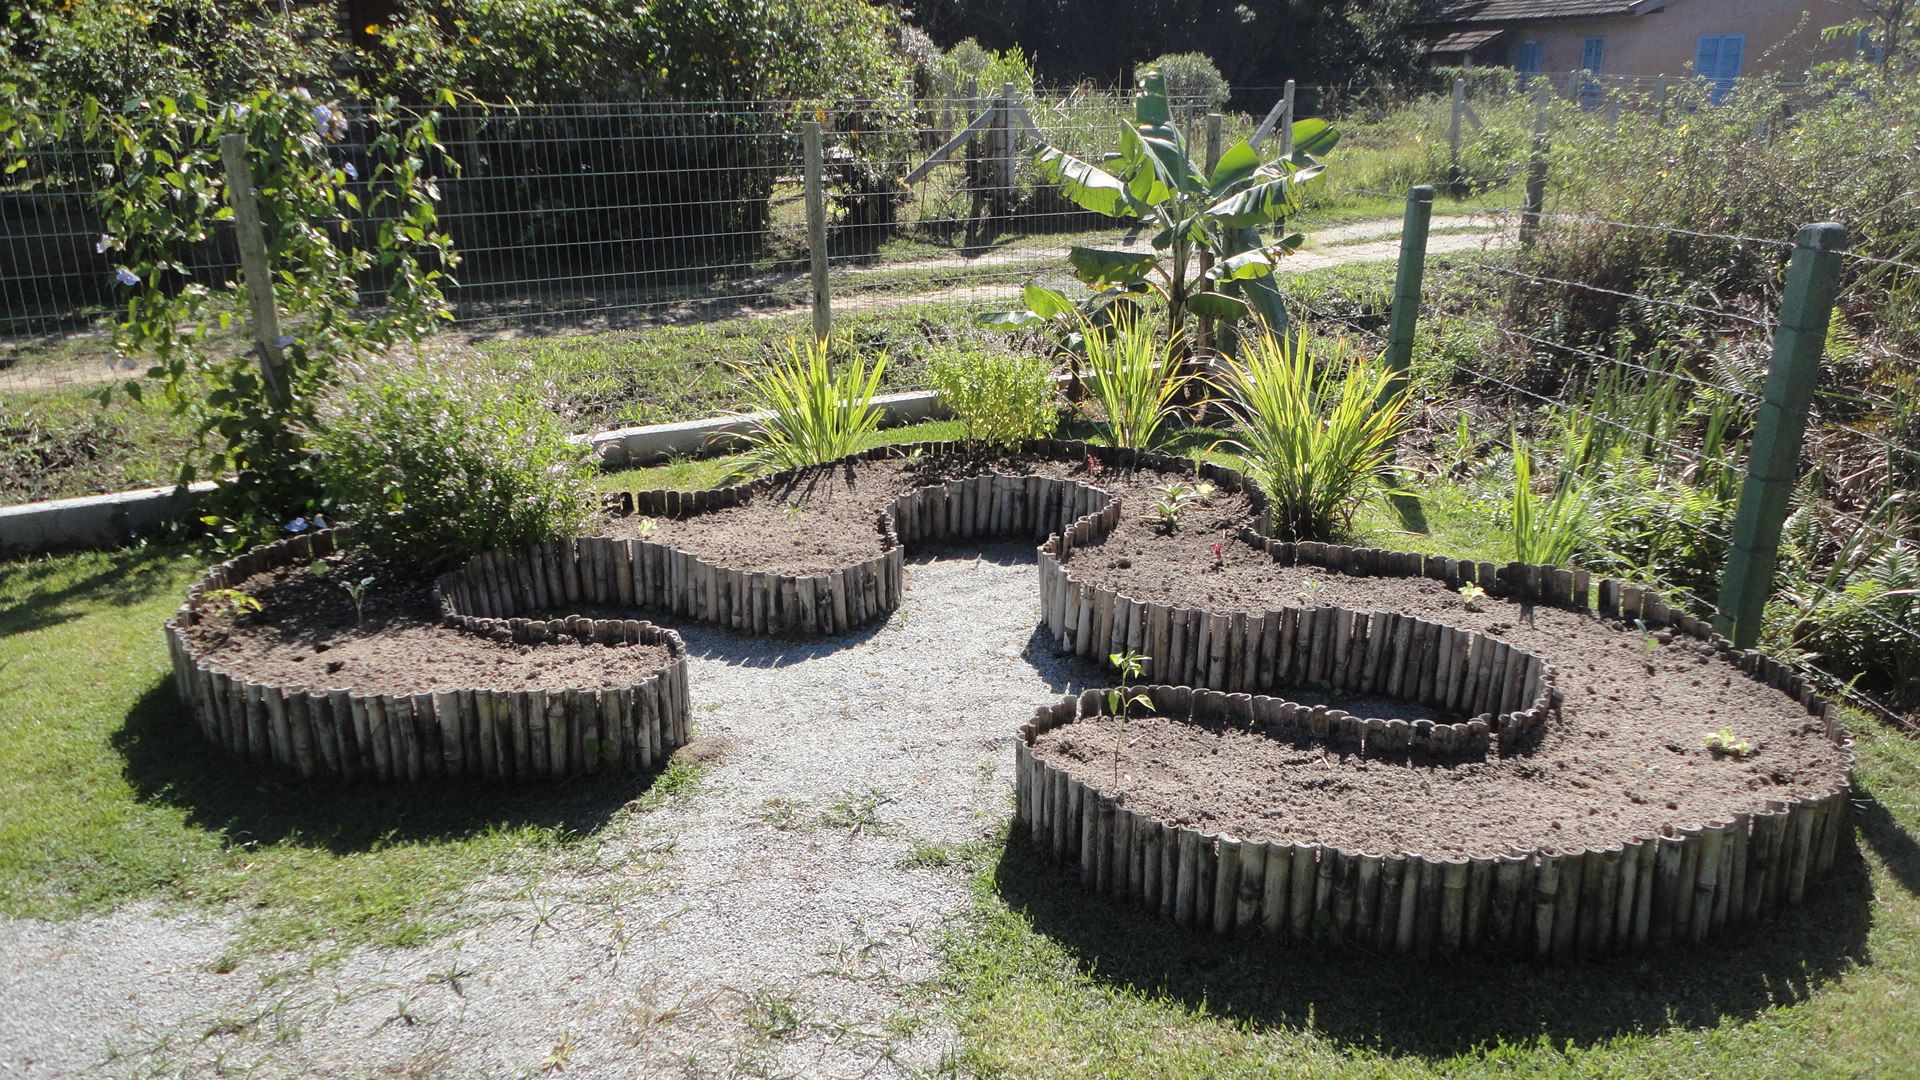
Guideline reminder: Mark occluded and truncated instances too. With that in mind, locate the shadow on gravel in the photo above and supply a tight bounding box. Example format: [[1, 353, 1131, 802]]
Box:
[[676, 617, 890, 669], [112, 678, 641, 854], [990, 824, 1879, 1059]]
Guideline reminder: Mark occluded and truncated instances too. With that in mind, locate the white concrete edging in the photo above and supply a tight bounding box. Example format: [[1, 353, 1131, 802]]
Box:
[[0, 481, 217, 556], [582, 388, 948, 468]]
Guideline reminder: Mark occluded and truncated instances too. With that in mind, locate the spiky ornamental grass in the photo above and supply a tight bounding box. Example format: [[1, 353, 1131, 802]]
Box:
[[728, 337, 889, 477], [1078, 315, 1190, 451], [1211, 330, 1409, 542]]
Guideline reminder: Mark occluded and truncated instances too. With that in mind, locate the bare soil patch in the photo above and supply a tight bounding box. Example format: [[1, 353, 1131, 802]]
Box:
[[183, 549, 673, 694]]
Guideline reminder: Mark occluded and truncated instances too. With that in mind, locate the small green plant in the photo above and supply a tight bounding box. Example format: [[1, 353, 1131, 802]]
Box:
[[1147, 480, 1213, 530], [341, 574, 376, 627], [1211, 331, 1409, 541], [634, 517, 659, 539], [1458, 583, 1488, 611], [925, 347, 1060, 450], [307, 560, 329, 579], [1509, 434, 1590, 566], [1106, 650, 1154, 787], [1078, 315, 1190, 451], [314, 358, 595, 571], [728, 337, 888, 476], [202, 588, 262, 619], [1704, 727, 1754, 758], [781, 502, 807, 524]]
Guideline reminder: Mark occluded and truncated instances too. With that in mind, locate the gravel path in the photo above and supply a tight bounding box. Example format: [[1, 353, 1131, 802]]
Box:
[[0, 547, 1093, 1079]]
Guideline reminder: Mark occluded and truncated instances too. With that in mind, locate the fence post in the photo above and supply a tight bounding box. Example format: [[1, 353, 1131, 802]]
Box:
[[1520, 81, 1551, 248], [1447, 77, 1466, 195], [218, 132, 288, 408], [1382, 185, 1435, 405], [1280, 79, 1296, 158], [998, 81, 1019, 205], [1655, 75, 1669, 124], [802, 120, 832, 342], [1715, 223, 1849, 647]]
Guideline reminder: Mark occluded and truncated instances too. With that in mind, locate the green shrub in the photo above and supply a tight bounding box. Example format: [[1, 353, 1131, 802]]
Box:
[[314, 358, 595, 571], [1078, 317, 1189, 451], [730, 337, 888, 476], [1134, 52, 1229, 110], [1211, 330, 1409, 541], [926, 348, 1060, 450], [933, 37, 1035, 97]]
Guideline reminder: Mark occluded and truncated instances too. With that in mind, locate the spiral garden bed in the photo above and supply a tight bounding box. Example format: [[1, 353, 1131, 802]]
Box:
[[167, 440, 1853, 961]]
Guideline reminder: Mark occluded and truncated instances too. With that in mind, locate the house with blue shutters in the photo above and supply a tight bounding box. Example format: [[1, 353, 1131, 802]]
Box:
[[1419, 0, 1867, 87]]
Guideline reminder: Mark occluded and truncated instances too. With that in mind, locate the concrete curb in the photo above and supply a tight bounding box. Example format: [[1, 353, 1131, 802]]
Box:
[[582, 389, 948, 468], [0, 481, 216, 557]]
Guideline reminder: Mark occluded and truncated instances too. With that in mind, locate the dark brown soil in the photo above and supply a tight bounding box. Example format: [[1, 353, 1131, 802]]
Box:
[[183, 550, 674, 695], [596, 453, 1258, 577]]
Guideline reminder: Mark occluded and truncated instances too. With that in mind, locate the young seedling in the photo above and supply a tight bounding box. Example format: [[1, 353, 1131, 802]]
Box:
[[781, 502, 806, 524], [203, 588, 262, 620], [1147, 480, 1214, 531], [1106, 650, 1153, 788], [1704, 727, 1754, 759], [307, 560, 329, 579], [342, 575, 376, 626], [1457, 583, 1487, 611], [1084, 452, 1103, 477], [634, 516, 659, 539], [1208, 539, 1226, 570]]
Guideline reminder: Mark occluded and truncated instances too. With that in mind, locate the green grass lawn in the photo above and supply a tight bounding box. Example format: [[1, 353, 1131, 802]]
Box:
[[0, 546, 701, 961]]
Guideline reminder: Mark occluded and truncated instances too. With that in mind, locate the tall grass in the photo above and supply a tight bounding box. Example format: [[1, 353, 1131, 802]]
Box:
[[1078, 316, 1190, 451], [1508, 435, 1590, 566], [1211, 331, 1409, 541], [728, 337, 888, 476]]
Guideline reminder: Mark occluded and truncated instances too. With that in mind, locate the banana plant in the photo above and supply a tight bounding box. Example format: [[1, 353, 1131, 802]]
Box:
[[980, 72, 1337, 349]]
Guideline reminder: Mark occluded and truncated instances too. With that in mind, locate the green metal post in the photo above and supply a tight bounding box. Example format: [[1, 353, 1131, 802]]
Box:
[[1382, 184, 1435, 403], [1715, 222, 1849, 647]]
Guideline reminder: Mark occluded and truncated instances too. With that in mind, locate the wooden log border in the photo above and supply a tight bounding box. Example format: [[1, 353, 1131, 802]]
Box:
[[437, 440, 1150, 637], [1017, 683, 1854, 961], [166, 529, 691, 782]]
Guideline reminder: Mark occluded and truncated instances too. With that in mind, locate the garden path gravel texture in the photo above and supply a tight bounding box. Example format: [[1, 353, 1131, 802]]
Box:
[[0, 545, 1091, 1079]]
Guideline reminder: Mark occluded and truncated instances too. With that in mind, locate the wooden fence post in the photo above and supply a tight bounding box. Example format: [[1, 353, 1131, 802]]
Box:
[[1655, 75, 1670, 124], [1520, 81, 1552, 248], [1447, 76, 1466, 195], [1383, 185, 1435, 406], [997, 81, 1019, 207], [802, 120, 832, 342], [218, 132, 289, 408], [1280, 79, 1296, 158], [1715, 223, 1849, 647]]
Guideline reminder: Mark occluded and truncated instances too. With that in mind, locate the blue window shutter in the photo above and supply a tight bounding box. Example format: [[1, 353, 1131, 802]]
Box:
[[1515, 41, 1542, 74], [1582, 36, 1605, 73], [1720, 35, 1744, 78], [1695, 34, 1721, 76]]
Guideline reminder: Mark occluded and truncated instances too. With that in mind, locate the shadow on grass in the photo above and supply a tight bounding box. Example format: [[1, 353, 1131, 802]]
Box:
[[990, 824, 1882, 1058], [112, 678, 643, 856], [0, 543, 192, 637]]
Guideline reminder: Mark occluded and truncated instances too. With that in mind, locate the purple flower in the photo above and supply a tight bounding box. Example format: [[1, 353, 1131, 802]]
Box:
[[114, 267, 139, 286], [313, 104, 333, 128], [312, 515, 328, 529], [342, 161, 358, 180], [285, 517, 309, 533], [96, 234, 110, 254]]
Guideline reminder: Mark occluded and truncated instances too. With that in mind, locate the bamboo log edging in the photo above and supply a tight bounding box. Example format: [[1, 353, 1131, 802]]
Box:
[[167, 529, 691, 783], [1017, 683, 1855, 961]]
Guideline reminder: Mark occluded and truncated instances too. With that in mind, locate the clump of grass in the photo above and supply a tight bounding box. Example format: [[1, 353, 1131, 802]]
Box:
[[728, 337, 888, 477], [1078, 315, 1189, 451], [1210, 330, 1408, 541]]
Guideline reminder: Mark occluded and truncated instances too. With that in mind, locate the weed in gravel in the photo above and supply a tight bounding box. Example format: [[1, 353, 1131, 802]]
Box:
[[818, 787, 897, 837], [539, 1030, 577, 1072], [742, 987, 809, 1042], [757, 796, 806, 830]]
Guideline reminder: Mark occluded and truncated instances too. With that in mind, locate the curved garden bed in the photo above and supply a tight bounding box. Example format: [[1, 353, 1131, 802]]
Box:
[[167, 529, 689, 782]]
